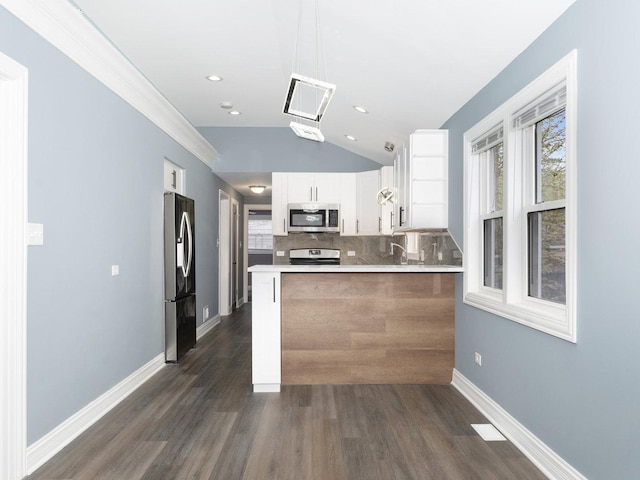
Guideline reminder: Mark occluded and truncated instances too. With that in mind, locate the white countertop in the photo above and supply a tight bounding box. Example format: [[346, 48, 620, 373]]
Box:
[[248, 264, 463, 273]]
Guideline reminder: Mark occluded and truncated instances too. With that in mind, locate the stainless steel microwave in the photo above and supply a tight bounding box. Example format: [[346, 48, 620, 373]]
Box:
[[287, 203, 340, 233]]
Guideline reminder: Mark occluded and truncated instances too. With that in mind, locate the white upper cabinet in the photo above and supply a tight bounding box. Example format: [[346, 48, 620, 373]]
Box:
[[409, 129, 448, 229], [395, 130, 448, 230], [380, 166, 395, 235], [340, 173, 357, 235], [163, 158, 184, 194], [355, 170, 381, 235], [287, 173, 341, 203], [271, 173, 288, 236]]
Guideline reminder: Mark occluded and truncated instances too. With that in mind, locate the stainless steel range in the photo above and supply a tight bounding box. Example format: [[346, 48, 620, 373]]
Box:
[[289, 248, 340, 266]]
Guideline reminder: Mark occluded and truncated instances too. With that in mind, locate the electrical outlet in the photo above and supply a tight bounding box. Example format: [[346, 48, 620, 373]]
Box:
[[203, 305, 209, 320], [474, 352, 482, 366], [347, 251, 356, 257], [111, 265, 120, 276]]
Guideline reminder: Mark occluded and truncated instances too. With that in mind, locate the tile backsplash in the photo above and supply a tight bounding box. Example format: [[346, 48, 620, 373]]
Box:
[[273, 230, 462, 266]]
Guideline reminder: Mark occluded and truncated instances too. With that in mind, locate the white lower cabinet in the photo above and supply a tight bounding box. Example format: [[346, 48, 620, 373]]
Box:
[[251, 271, 281, 392]]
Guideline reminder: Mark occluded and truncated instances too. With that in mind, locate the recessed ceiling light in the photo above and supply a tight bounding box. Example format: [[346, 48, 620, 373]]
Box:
[[206, 74, 223, 82], [220, 102, 233, 109], [345, 135, 357, 141], [353, 105, 368, 114], [228, 110, 242, 116]]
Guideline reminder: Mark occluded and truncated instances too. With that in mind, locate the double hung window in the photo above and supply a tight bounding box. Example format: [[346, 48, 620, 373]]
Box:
[[464, 50, 577, 341]]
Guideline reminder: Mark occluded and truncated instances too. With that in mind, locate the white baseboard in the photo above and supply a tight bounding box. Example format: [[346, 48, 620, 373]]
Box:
[[26, 353, 165, 474], [197, 314, 220, 340], [451, 369, 586, 480]]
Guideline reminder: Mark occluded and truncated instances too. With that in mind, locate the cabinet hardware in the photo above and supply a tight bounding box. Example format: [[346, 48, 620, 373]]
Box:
[[171, 170, 177, 189], [356, 219, 359, 234], [272, 277, 276, 303], [378, 217, 382, 233]]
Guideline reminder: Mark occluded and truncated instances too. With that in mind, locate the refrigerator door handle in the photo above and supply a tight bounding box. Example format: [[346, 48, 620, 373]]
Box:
[[184, 211, 193, 277], [177, 211, 193, 278]]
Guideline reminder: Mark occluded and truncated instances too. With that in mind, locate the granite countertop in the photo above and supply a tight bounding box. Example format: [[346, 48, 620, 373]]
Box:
[[248, 264, 464, 273]]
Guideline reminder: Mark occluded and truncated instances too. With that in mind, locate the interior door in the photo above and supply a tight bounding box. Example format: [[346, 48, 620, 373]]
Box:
[[219, 190, 231, 316], [232, 199, 239, 310]]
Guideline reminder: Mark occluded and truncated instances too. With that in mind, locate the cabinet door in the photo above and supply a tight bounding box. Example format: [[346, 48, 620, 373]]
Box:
[[251, 271, 281, 390], [409, 130, 448, 228], [286, 173, 315, 203], [271, 173, 288, 236], [356, 170, 381, 235], [313, 173, 342, 203], [394, 145, 408, 228], [340, 173, 357, 235], [380, 166, 395, 235]]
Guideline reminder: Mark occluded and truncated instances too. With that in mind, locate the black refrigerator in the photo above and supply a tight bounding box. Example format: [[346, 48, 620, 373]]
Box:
[[164, 192, 196, 362]]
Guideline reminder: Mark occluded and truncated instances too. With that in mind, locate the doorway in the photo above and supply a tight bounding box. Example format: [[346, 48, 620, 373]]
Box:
[[0, 50, 28, 480], [218, 190, 231, 316], [243, 204, 273, 303], [219, 191, 240, 316], [231, 198, 240, 310]]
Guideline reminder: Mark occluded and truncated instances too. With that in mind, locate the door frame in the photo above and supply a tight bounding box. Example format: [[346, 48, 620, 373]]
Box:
[[218, 190, 232, 316], [243, 204, 273, 304], [231, 198, 240, 310], [0, 50, 28, 480]]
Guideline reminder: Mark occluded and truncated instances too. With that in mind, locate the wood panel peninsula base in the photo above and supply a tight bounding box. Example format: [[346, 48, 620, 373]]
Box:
[[248, 265, 461, 392], [282, 272, 454, 385]]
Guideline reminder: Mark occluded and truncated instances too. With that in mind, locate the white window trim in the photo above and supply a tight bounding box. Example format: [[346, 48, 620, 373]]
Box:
[[463, 50, 577, 342]]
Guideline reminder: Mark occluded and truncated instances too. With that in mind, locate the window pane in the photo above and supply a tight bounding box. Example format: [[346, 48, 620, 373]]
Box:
[[528, 208, 565, 304], [483, 217, 503, 289], [536, 108, 566, 203], [489, 143, 504, 212], [248, 219, 273, 250]]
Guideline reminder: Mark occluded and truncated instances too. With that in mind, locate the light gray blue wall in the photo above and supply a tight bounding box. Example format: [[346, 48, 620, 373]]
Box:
[[443, 0, 640, 478], [0, 6, 241, 445], [198, 127, 381, 172]]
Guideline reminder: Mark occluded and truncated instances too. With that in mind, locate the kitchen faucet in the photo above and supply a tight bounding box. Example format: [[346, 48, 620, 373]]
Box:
[[389, 242, 408, 264]]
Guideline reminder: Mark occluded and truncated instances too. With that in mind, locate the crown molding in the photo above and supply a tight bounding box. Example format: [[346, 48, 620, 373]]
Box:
[[0, 0, 218, 168]]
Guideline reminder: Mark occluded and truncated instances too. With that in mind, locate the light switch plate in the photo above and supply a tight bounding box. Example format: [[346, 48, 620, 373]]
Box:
[[111, 265, 120, 276]]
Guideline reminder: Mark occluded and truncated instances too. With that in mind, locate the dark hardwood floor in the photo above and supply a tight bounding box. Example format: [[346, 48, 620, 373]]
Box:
[[28, 303, 547, 480]]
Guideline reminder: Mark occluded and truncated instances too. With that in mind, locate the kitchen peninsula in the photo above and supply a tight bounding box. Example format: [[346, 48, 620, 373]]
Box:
[[249, 264, 463, 392]]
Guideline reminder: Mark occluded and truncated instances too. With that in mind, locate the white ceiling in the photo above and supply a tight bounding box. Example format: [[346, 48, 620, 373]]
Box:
[[71, 0, 574, 194]]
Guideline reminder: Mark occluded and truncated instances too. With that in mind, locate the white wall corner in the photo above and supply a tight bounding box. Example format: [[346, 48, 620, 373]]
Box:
[[0, 0, 219, 167], [451, 369, 587, 480], [26, 354, 165, 475]]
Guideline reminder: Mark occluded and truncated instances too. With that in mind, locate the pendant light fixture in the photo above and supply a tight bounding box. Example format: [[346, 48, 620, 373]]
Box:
[[283, 0, 335, 142]]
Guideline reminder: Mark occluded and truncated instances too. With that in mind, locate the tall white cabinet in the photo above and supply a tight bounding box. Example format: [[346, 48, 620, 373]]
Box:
[[394, 129, 448, 230]]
